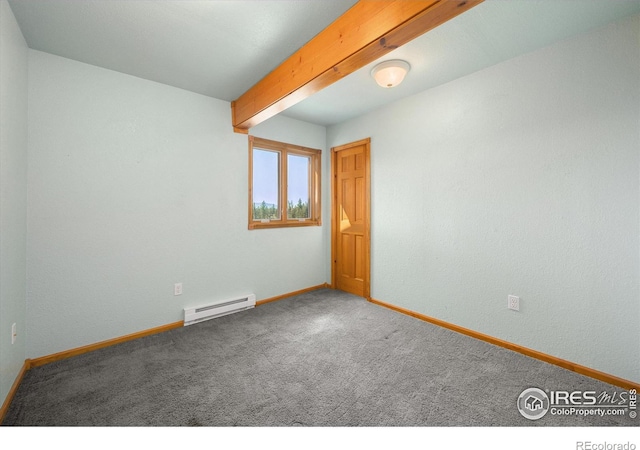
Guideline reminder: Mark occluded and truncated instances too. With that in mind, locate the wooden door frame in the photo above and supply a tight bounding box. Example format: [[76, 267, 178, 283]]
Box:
[[331, 138, 371, 299]]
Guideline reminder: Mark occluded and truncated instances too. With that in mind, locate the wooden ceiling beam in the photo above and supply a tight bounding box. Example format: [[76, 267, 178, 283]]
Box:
[[231, 0, 483, 132]]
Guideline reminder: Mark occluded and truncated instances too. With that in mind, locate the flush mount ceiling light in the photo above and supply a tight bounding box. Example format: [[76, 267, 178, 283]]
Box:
[[371, 60, 411, 88]]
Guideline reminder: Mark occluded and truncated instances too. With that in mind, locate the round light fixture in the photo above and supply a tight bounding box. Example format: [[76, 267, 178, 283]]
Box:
[[371, 60, 411, 88]]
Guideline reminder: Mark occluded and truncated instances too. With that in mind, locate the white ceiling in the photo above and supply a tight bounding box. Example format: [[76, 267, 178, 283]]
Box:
[[286, 0, 640, 125], [7, 0, 358, 101], [8, 0, 640, 127]]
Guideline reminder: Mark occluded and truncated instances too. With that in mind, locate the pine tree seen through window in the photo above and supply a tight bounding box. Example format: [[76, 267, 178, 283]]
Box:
[[249, 136, 321, 229], [252, 148, 280, 220], [287, 154, 310, 219]]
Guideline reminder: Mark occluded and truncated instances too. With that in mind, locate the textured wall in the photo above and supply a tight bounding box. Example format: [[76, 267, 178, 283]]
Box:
[[250, 114, 331, 279], [327, 15, 640, 383], [26, 51, 326, 359], [0, 0, 28, 406]]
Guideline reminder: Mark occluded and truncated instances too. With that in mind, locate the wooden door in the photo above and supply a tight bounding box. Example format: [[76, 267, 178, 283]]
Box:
[[331, 138, 370, 298]]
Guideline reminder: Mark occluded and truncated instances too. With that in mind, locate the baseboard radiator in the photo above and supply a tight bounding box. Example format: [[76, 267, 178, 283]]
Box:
[[183, 294, 256, 326]]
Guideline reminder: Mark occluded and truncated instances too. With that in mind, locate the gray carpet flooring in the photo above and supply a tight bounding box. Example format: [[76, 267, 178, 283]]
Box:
[[3, 289, 637, 426]]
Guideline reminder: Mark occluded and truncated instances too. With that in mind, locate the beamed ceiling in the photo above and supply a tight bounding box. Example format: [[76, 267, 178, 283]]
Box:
[[8, 0, 640, 129]]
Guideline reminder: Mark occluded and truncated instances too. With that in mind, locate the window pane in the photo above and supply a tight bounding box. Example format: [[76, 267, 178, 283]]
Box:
[[253, 149, 280, 220], [287, 154, 310, 219]]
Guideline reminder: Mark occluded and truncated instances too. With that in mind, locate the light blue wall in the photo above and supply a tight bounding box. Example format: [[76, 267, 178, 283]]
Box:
[[327, 15, 640, 383], [251, 114, 326, 151], [26, 51, 327, 359], [0, 0, 28, 406], [251, 115, 331, 278]]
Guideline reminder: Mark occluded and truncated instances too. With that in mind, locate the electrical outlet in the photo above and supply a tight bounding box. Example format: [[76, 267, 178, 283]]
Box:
[[174, 283, 183, 296], [11, 323, 16, 344], [508, 295, 520, 311]]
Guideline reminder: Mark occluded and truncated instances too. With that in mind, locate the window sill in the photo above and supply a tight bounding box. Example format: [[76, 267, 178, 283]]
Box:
[[248, 220, 321, 230]]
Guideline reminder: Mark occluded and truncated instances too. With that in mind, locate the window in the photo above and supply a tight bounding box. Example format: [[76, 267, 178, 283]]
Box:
[[249, 136, 321, 229]]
